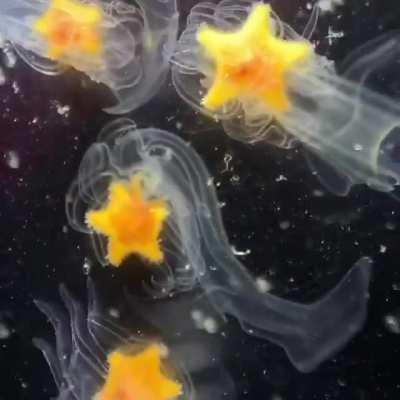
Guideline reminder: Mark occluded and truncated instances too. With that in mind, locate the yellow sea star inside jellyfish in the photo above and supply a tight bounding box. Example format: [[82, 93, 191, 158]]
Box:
[[95, 344, 182, 400], [34, 0, 103, 60], [197, 3, 312, 114], [86, 174, 169, 266]]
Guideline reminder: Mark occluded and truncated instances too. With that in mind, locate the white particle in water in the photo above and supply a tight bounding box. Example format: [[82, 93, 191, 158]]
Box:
[[82, 258, 91, 275], [313, 189, 325, 197], [2, 44, 17, 68], [384, 314, 400, 334], [318, 0, 344, 13], [230, 174, 240, 185], [275, 174, 288, 182], [203, 317, 218, 334], [0, 322, 11, 340], [385, 221, 396, 230], [108, 308, 120, 319], [5, 150, 19, 169], [0, 68, 5, 86], [255, 277, 272, 293], [279, 220, 291, 230], [231, 246, 251, 256], [191, 309, 203, 322], [53, 101, 71, 116], [12, 81, 20, 94]]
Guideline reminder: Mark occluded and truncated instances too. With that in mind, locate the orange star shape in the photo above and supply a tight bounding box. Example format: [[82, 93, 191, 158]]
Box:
[[86, 174, 169, 266], [95, 344, 182, 400], [197, 3, 312, 114], [34, 0, 103, 61]]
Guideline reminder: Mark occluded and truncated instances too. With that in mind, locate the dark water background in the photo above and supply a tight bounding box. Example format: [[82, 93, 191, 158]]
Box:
[[1, 0, 400, 398]]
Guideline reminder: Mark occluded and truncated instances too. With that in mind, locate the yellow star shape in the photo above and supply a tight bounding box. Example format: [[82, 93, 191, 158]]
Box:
[[86, 174, 169, 266], [34, 0, 103, 60], [197, 3, 311, 114], [95, 344, 182, 400]]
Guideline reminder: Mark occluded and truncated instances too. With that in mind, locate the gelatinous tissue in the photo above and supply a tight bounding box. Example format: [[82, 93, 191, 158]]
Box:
[[172, 0, 400, 195], [0, 0, 178, 114], [66, 118, 373, 372]]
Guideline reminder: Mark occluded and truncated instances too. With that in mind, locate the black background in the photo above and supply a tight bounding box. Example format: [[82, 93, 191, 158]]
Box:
[[0, 0, 400, 399]]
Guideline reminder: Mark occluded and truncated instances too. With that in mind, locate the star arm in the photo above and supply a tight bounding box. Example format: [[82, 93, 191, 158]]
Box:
[[197, 27, 240, 59], [240, 3, 272, 41], [86, 208, 114, 236], [202, 69, 241, 110], [107, 236, 131, 266], [268, 37, 312, 68]]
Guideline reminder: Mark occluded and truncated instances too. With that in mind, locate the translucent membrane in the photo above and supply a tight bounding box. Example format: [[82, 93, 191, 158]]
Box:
[[66, 119, 372, 372], [34, 280, 232, 399], [171, 0, 400, 195], [0, 0, 178, 114]]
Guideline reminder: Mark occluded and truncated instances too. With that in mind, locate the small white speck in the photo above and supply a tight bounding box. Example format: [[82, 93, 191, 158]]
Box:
[[2, 44, 17, 68], [385, 221, 396, 231], [191, 309, 203, 322], [5, 150, 19, 169], [231, 246, 251, 256], [275, 174, 288, 182], [0, 68, 6, 86], [53, 101, 71, 116], [255, 277, 272, 293], [379, 244, 387, 253], [0, 323, 11, 340], [82, 258, 91, 275], [12, 81, 20, 94], [384, 314, 400, 334], [318, 0, 344, 13], [279, 220, 291, 230], [313, 189, 325, 197], [230, 174, 240, 185], [203, 317, 218, 334], [108, 308, 120, 319]]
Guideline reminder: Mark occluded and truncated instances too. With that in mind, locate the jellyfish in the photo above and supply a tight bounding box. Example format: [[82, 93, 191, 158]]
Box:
[[66, 118, 372, 373], [0, 0, 178, 114], [171, 0, 400, 196], [34, 279, 234, 399]]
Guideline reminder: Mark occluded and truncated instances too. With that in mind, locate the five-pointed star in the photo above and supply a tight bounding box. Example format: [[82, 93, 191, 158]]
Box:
[[95, 345, 182, 400], [34, 0, 103, 60], [197, 3, 311, 114], [86, 174, 169, 266]]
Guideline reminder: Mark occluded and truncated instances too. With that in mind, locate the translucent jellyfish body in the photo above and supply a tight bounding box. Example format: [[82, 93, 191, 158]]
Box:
[[0, 0, 178, 114], [34, 280, 233, 399], [66, 118, 372, 372], [171, 0, 400, 195]]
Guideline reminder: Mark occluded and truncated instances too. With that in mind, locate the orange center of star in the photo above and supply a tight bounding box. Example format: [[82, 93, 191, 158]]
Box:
[[34, 0, 103, 60]]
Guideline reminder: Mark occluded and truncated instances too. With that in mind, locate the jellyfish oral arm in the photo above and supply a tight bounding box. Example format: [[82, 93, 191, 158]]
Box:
[[205, 253, 372, 373]]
